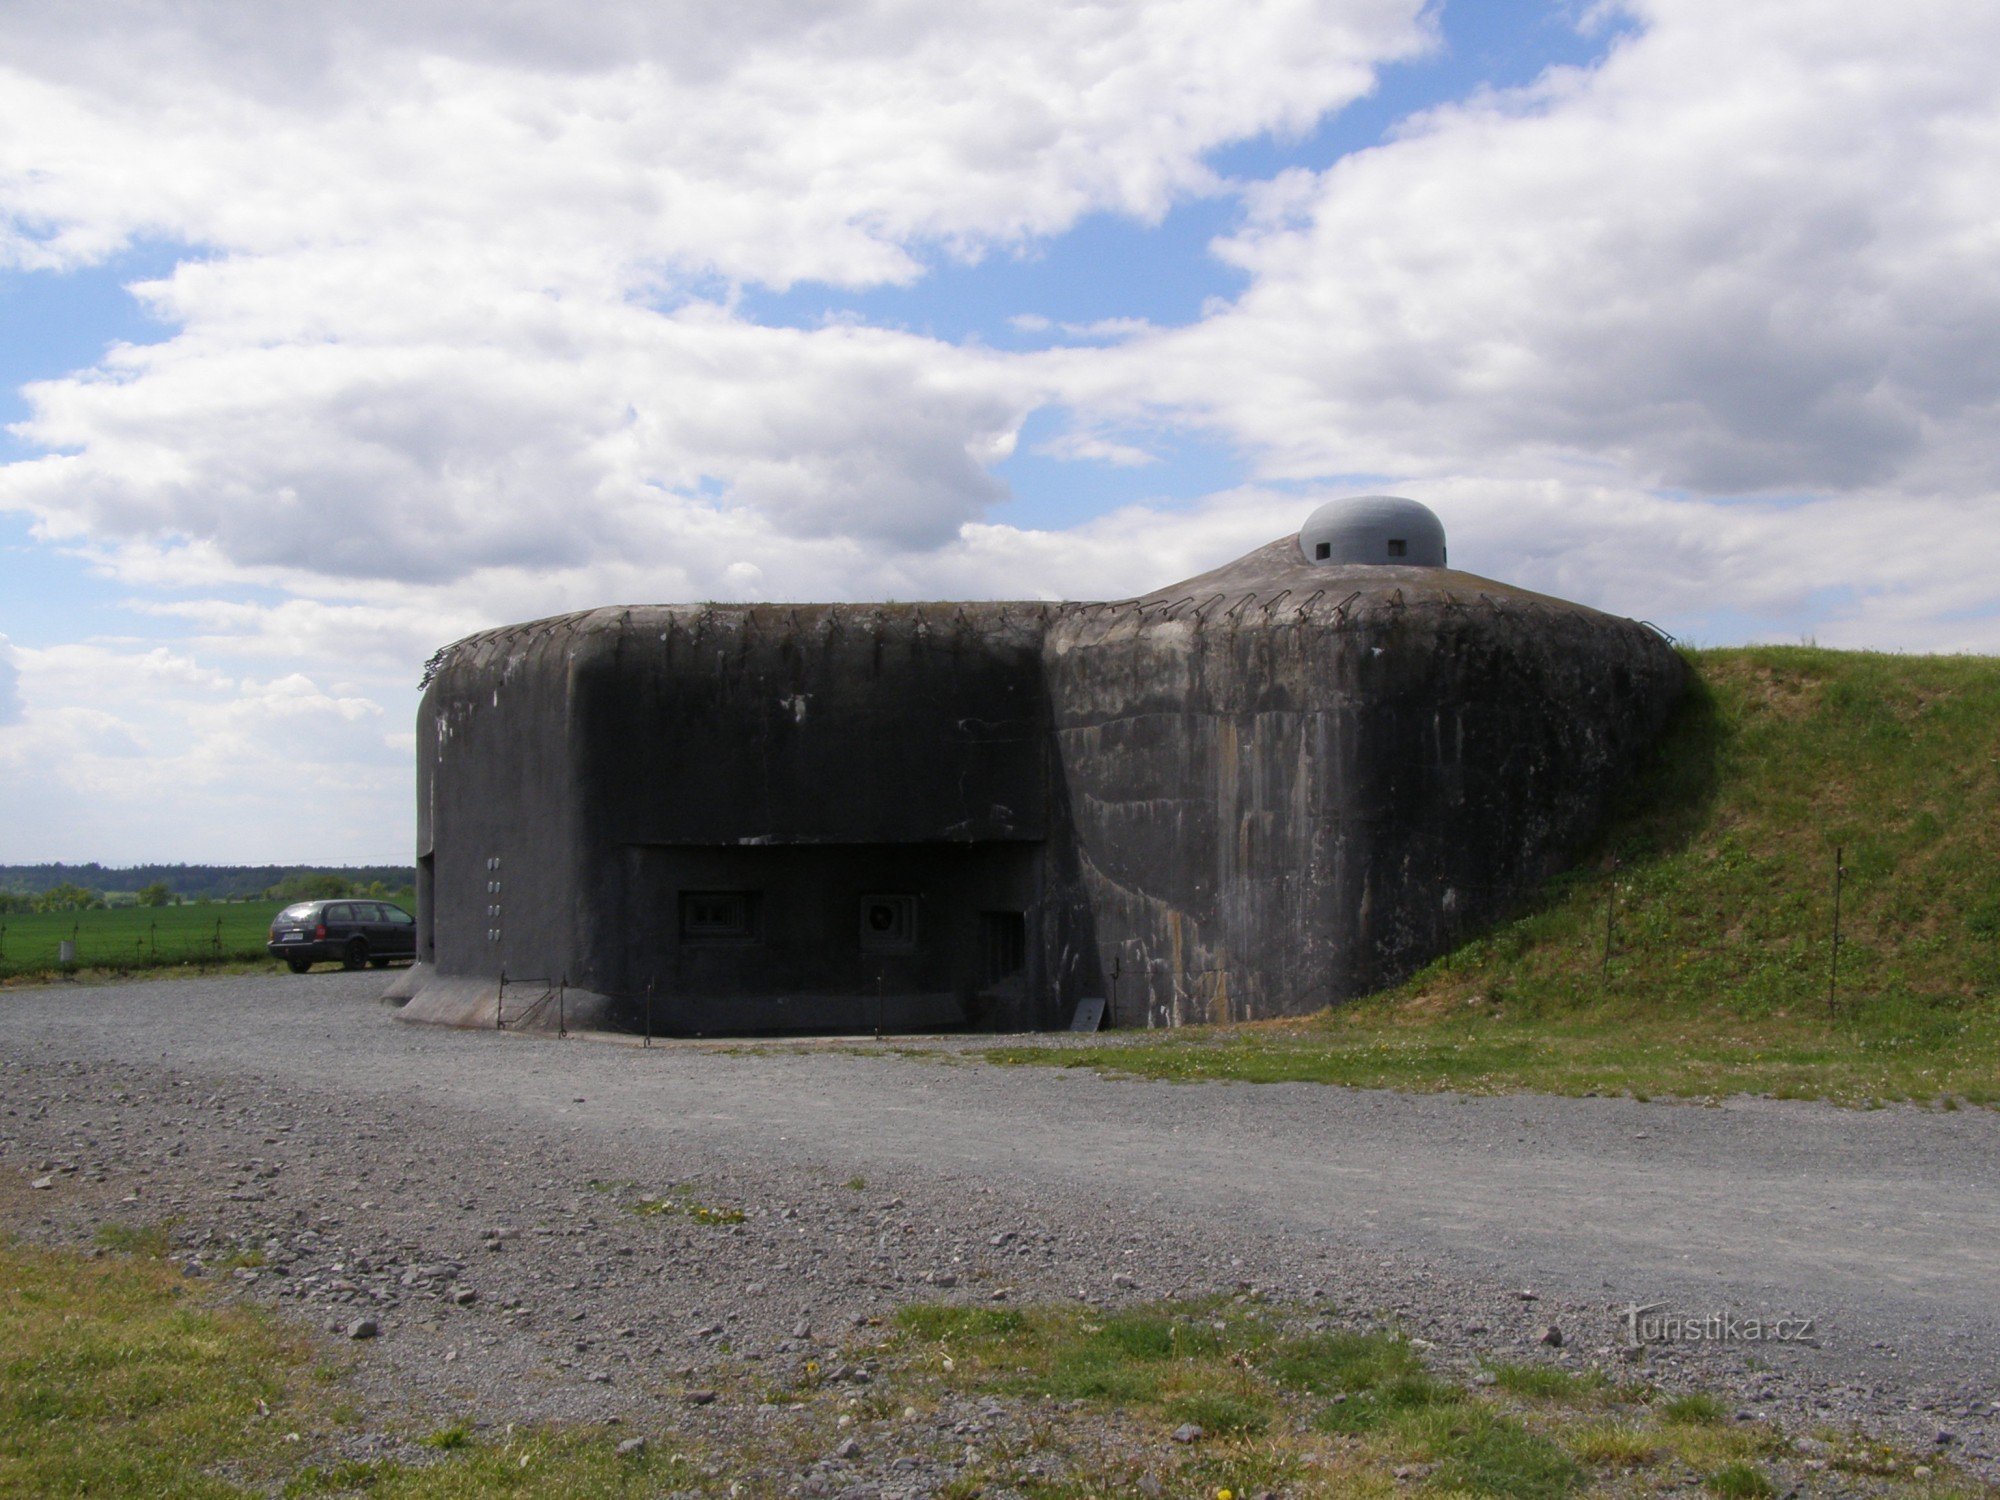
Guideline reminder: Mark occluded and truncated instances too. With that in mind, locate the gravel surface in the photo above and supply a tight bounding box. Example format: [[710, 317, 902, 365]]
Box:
[[3, 969, 1997, 1489]]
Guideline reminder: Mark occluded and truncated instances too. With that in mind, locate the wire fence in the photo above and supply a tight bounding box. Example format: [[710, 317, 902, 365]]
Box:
[[0, 914, 276, 979]]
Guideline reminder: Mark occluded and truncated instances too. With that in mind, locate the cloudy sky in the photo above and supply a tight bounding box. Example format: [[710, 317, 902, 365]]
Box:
[[3, 0, 1997, 865]]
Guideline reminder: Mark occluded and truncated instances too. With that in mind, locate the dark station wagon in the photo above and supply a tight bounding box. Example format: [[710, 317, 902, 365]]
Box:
[[268, 899, 417, 973]]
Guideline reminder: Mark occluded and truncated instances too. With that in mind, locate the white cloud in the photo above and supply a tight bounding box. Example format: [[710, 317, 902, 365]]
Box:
[[4, 294, 1039, 579], [8, 0, 2000, 866], [1088, 0, 2000, 504], [0, 0, 1429, 285], [0, 636, 409, 863], [0, 0, 1428, 605], [0, 635, 22, 725]]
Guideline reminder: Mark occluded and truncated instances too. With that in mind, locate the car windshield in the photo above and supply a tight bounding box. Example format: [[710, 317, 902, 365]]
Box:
[[278, 903, 317, 921]]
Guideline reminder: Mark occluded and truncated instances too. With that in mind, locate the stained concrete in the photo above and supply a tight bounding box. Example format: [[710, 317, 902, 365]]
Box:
[[394, 529, 1681, 1035]]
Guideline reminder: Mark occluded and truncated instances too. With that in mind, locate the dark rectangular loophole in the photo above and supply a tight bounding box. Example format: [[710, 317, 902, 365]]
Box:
[[1387, 538, 1407, 557], [1314, 541, 1331, 560], [680, 890, 760, 943]]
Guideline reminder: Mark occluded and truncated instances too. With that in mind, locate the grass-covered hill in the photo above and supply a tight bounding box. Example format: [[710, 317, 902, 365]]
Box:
[[994, 648, 2000, 1105]]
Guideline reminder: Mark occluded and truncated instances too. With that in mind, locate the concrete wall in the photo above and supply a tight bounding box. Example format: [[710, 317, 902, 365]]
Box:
[[398, 603, 1086, 1034], [1045, 583, 1682, 1025], [399, 616, 591, 1027], [395, 542, 1682, 1035]]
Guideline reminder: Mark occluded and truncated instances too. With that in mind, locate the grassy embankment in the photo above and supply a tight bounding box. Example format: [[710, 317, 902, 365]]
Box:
[[4, 1229, 1984, 1498], [990, 648, 2000, 1105], [0, 903, 287, 982]]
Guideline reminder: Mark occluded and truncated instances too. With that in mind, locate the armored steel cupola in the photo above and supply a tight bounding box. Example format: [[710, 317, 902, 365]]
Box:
[[1298, 494, 1447, 567]]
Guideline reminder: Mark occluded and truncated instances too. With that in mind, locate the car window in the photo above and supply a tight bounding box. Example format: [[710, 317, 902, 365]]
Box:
[[279, 903, 315, 922], [325, 903, 352, 923], [384, 906, 414, 925]]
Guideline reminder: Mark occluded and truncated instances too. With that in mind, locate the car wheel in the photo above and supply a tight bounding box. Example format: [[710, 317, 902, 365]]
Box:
[[287, 958, 312, 974], [343, 938, 368, 971]]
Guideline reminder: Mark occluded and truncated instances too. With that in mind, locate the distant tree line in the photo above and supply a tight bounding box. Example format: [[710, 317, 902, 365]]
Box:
[[0, 864, 418, 912]]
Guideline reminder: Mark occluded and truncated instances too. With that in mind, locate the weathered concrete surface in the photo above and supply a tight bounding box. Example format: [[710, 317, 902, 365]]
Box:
[[400, 536, 1681, 1035], [401, 604, 1086, 1035], [1045, 541, 1683, 1024]]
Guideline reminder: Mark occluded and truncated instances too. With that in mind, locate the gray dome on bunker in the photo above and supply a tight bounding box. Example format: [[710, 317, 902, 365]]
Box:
[[1298, 494, 1446, 567]]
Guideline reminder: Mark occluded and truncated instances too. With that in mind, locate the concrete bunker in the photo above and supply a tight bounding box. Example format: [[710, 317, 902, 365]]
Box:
[[391, 498, 1683, 1035]]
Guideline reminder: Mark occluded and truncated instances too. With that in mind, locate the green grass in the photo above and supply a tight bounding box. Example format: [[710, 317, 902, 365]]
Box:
[[895, 1302, 1258, 1413], [1663, 1392, 1729, 1426], [1706, 1459, 1778, 1497], [0, 901, 288, 979], [895, 1302, 1580, 1489], [1, 1234, 311, 1496], [882, 1295, 1985, 1498], [93, 1220, 177, 1258], [0, 1234, 699, 1497], [7, 1229, 1986, 1499], [275, 1431, 700, 1496], [988, 648, 2000, 1105]]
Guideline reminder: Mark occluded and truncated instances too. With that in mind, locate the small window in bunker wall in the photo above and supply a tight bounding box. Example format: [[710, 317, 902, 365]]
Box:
[[680, 890, 760, 944], [1387, 538, 1407, 557], [859, 894, 918, 954], [1314, 541, 1331, 560]]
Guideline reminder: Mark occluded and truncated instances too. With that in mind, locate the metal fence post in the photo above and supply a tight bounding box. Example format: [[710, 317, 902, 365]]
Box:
[[1601, 860, 1618, 982]]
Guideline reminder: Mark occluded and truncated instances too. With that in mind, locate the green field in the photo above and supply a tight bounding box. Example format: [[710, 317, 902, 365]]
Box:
[[991, 647, 2000, 1105], [0, 902, 286, 979]]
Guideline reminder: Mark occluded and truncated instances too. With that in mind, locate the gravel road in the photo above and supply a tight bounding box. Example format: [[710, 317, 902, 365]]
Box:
[[3, 970, 1996, 1488]]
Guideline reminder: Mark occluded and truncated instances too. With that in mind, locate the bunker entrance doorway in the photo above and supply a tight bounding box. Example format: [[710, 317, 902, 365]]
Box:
[[624, 841, 1046, 1033]]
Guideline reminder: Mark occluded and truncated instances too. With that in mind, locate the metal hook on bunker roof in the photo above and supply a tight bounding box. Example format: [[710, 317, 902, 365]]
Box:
[[1191, 592, 1227, 622], [1293, 588, 1327, 619], [1330, 590, 1362, 623], [1258, 589, 1291, 619], [1223, 592, 1258, 623], [1639, 619, 1678, 645]]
